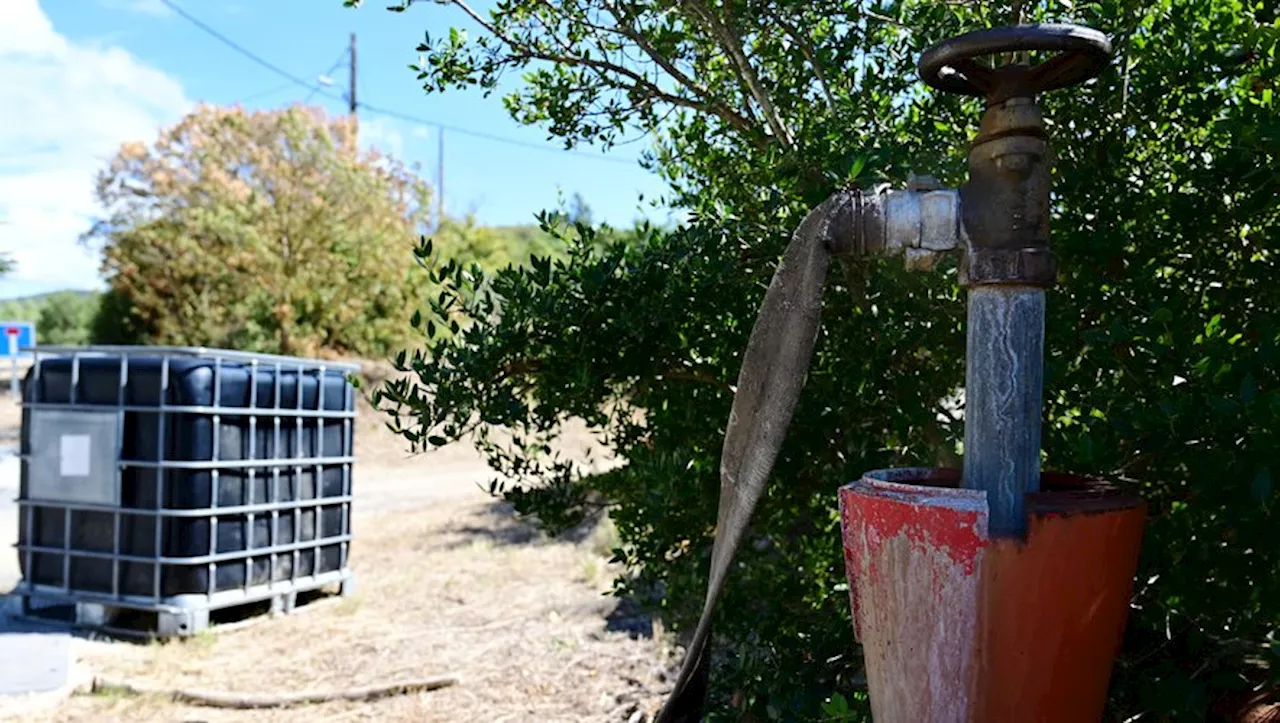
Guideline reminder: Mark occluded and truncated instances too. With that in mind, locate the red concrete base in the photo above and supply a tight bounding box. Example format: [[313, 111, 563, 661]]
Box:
[[839, 468, 1145, 723]]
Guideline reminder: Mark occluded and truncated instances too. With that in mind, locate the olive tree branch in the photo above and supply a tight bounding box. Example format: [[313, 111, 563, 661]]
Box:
[[678, 0, 795, 147], [542, 0, 764, 135], [595, 0, 709, 99], [439, 0, 760, 136]]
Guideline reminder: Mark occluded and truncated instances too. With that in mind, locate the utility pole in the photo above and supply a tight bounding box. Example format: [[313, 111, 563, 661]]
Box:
[[349, 32, 358, 143], [436, 127, 445, 227]]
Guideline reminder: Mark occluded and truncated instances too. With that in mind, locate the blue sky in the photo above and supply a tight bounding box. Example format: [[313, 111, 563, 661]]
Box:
[[0, 0, 670, 299]]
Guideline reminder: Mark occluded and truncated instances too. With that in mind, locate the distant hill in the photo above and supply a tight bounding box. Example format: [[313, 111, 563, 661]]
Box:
[[0, 289, 97, 310], [0, 290, 101, 345]]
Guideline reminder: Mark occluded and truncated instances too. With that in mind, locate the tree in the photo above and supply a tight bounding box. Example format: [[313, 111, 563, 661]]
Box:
[[0, 291, 99, 344], [430, 215, 566, 270], [36, 292, 98, 345], [369, 0, 1278, 719], [87, 104, 434, 358]]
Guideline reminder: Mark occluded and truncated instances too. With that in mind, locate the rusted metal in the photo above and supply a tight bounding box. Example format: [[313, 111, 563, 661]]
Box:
[[921, 24, 1114, 539], [919, 25, 1113, 289], [824, 186, 966, 267], [840, 469, 1145, 723], [918, 24, 1112, 103], [959, 98, 1056, 287], [662, 22, 1124, 722]]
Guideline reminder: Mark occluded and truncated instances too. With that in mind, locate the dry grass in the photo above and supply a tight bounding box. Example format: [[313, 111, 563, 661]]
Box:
[[27, 497, 672, 722], [3, 356, 663, 722]]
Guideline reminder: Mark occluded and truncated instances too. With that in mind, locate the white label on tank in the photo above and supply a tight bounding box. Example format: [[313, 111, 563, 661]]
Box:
[[59, 434, 91, 477]]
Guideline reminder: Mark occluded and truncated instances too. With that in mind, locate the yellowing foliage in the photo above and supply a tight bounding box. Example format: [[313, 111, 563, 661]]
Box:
[[87, 104, 434, 358]]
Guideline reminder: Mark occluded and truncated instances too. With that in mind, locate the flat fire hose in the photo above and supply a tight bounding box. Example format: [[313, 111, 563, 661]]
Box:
[[656, 195, 851, 722]]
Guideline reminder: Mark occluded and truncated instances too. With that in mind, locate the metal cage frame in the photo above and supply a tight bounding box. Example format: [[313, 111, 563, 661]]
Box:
[[12, 345, 360, 635]]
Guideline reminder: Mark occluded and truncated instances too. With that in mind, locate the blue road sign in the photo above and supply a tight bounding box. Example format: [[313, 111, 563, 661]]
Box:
[[0, 321, 36, 358]]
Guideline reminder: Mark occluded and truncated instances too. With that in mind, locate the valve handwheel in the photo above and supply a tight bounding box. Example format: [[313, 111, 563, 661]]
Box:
[[919, 24, 1112, 102]]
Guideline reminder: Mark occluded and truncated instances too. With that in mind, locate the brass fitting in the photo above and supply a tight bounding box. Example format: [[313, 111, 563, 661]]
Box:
[[960, 97, 1057, 287]]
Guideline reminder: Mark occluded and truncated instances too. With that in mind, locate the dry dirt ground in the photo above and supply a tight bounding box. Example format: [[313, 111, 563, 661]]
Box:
[[0, 361, 675, 722]]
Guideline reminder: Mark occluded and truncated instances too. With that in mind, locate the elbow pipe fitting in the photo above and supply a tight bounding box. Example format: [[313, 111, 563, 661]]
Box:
[[820, 104, 1056, 284]]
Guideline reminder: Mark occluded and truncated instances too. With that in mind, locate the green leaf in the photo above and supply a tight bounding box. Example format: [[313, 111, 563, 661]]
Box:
[[846, 155, 867, 182], [372, 2, 1280, 720], [822, 692, 850, 716]]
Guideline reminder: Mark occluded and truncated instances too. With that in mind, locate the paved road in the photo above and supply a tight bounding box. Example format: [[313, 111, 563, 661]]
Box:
[[0, 440, 76, 719]]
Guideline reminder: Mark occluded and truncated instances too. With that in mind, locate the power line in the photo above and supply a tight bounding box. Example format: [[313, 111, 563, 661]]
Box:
[[357, 102, 637, 165], [160, 0, 329, 96], [161, 0, 639, 167]]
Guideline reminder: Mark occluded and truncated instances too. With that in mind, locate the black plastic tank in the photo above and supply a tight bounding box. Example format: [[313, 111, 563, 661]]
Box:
[[17, 350, 356, 601]]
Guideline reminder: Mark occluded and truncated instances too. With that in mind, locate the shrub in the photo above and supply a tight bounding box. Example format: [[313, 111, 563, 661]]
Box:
[[374, 0, 1278, 718]]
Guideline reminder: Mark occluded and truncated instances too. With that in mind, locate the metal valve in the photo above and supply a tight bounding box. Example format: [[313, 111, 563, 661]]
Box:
[[921, 24, 1113, 287], [658, 23, 1117, 722]]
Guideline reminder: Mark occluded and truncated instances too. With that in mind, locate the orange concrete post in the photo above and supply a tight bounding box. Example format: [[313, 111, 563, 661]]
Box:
[[839, 468, 1145, 722]]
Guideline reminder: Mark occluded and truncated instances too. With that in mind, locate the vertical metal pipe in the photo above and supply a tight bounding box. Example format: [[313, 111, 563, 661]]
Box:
[[248, 360, 258, 590], [962, 286, 1045, 537], [154, 356, 170, 601], [63, 353, 80, 591], [295, 362, 304, 578], [209, 357, 221, 597], [316, 366, 325, 545], [112, 354, 129, 599], [348, 33, 357, 125], [342, 377, 352, 570], [273, 362, 284, 584]]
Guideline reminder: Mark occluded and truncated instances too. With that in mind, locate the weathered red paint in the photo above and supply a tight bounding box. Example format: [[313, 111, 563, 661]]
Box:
[[840, 470, 990, 720], [846, 483, 986, 573], [839, 469, 987, 643], [840, 468, 1145, 723]]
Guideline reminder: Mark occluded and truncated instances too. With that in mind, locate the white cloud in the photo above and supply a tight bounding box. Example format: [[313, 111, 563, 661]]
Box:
[[0, 0, 190, 295]]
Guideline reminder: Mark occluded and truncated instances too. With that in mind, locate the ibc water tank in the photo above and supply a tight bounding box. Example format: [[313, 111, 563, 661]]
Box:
[[15, 346, 358, 635]]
